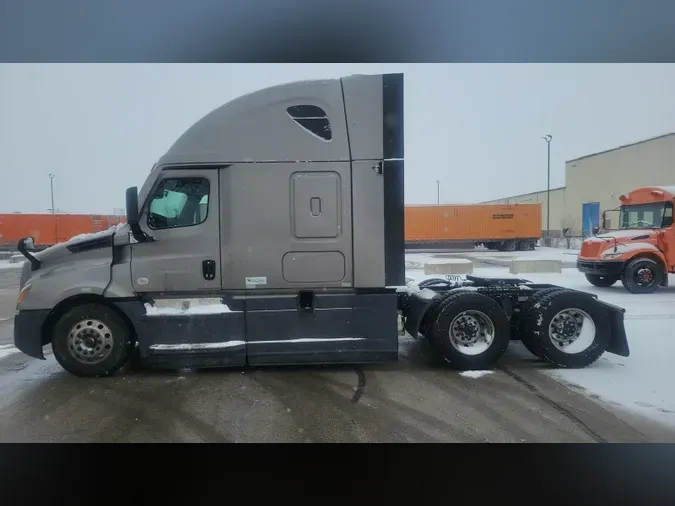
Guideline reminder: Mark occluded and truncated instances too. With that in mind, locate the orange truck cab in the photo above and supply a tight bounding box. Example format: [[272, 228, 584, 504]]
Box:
[[577, 186, 675, 293]]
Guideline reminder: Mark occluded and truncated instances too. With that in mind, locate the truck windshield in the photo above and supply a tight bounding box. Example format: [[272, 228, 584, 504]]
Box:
[[619, 202, 673, 229]]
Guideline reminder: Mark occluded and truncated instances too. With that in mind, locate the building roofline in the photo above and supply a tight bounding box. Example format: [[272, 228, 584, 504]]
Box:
[[478, 186, 566, 204], [566, 132, 675, 164]]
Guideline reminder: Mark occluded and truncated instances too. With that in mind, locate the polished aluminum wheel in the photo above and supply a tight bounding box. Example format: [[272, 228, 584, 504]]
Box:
[[67, 319, 114, 364], [548, 309, 596, 354], [448, 310, 495, 356]]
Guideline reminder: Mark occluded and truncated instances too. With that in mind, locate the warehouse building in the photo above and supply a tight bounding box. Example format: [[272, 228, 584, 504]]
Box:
[[481, 132, 675, 239]]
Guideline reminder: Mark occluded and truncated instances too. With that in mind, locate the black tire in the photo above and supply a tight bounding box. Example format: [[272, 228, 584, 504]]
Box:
[[418, 289, 472, 338], [418, 278, 449, 288], [515, 287, 567, 358], [520, 290, 610, 368], [620, 257, 664, 294], [585, 273, 619, 287], [504, 241, 517, 252], [519, 241, 534, 252], [51, 303, 135, 377], [427, 291, 511, 370]]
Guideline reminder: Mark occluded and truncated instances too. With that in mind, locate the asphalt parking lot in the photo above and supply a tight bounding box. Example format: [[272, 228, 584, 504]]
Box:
[[1, 267, 673, 443]]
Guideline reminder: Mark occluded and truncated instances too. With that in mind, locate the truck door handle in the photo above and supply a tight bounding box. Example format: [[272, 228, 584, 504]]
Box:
[[202, 260, 216, 281]]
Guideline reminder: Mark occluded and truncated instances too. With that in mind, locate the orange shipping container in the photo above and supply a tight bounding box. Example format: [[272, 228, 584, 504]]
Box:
[[0, 214, 126, 249], [405, 204, 542, 244]]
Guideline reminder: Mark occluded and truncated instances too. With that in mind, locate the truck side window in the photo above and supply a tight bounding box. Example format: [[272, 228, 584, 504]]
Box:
[[287, 105, 332, 141], [147, 177, 210, 230], [663, 203, 673, 228]]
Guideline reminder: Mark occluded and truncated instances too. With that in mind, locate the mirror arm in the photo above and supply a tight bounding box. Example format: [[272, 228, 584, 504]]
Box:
[[17, 238, 42, 271]]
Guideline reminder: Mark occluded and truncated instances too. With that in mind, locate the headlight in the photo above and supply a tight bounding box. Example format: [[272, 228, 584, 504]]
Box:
[[16, 284, 31, 307], [602, 252, 623, 260]]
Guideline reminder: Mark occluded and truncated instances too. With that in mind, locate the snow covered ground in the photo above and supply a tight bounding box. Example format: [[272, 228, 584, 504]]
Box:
[[3, 247, 673, 429], [405, 258, 675, 429], [406, 247, 580, 269], [0, 260, 23, 270], [0, 344, 19, 360]]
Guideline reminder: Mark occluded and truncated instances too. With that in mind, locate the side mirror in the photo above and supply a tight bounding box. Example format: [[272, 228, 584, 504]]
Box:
[[17, 236, 41, 270], [125, 186, 139, 224], [125, 186, 149, 243]]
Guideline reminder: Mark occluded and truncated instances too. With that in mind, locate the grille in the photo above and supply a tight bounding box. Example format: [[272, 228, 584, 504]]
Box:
[[579, 241, 606, 258]]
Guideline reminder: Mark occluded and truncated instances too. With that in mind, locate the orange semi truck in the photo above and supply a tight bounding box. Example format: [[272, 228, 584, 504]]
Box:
[[577, 186, 675, 293], [405, 203, 542, 251]]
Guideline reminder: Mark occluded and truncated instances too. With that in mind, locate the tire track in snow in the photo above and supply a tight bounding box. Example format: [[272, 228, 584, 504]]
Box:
[[499, 366, 608, 443]]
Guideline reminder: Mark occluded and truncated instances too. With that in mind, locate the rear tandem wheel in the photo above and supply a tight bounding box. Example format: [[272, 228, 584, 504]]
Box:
[[426, 291, 511, 370], [515, 287, 571, 358], [518, 289, 610, 368]]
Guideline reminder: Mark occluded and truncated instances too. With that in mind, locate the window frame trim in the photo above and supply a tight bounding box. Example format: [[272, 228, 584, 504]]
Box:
[[146, 175, 211, 231]]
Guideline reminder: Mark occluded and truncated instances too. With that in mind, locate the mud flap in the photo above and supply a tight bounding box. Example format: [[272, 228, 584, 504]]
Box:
[[597, 299, 630, 357], [401, 292, 435, 337]]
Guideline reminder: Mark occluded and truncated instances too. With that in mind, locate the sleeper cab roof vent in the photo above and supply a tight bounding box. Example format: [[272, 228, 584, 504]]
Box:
[[286, 105, 332, 142]]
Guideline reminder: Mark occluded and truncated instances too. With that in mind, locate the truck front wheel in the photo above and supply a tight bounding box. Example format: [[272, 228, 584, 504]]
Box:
[[585, 274, 619, 287], [51, 303, 135, 377], [427, 291, 511, 370], [621, 257, 664, 294]]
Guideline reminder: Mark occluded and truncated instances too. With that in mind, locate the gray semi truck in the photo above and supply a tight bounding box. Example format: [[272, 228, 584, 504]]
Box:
[[13, 73, 630, 377]]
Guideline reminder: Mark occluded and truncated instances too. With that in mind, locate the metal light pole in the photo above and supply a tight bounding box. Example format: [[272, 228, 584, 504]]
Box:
[[48, 173, 57, 242], [542, 135, 552, 245], [49, 173, 56, 213], [436, 180, 440, 205]]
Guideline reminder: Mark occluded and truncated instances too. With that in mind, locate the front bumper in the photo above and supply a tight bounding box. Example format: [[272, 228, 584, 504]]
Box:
[[577, 259, 625, 277], [14, 309, 51, 359]]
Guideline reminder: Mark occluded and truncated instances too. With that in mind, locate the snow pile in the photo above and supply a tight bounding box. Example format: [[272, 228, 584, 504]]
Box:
[[424, 257, 472, 265], [68, 222, 127, 244], [460, 370, 494, 379], [406, 248, 579, 270], [0, 344, 19, 360]]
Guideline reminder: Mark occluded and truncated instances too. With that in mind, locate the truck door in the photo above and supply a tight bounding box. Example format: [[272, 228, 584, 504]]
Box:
[[130, 167, 222, 293], [130, 167, 246, 366]]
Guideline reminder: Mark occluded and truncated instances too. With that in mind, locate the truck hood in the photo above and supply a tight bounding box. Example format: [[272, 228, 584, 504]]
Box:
[[586, 229, 657, 242], [19, 224, 129, 290], [580, 229, 657, 258], [34, 223, 126, 264]]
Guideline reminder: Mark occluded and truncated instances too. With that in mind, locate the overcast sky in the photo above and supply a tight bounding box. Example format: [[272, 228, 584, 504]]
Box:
[[1, 64, 674, 214]]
